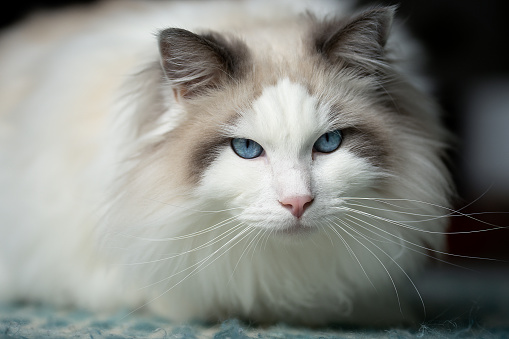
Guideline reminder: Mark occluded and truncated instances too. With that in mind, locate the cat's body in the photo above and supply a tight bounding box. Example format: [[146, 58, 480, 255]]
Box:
[[0, 0, 452, 327]]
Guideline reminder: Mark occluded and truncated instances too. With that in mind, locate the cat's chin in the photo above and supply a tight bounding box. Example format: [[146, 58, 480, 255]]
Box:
[[275, 221, 315, 237]]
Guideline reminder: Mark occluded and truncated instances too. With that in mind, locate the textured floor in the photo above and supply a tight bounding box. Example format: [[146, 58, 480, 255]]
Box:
[[2, 267, 508, 338], [1, 304, 508, 339]]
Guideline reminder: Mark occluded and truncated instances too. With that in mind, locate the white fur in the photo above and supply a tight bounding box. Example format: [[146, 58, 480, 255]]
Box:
[[0, 0, 452, 327]]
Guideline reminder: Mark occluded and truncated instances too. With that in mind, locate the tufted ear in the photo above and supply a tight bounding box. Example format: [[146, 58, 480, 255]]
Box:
[[158, 28, 249, 99], [314, 6, 396, 67]]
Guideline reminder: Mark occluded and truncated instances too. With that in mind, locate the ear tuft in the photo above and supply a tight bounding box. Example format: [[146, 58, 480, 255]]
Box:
[[158, 28, 249, 99], [314, 6, 396, 67]]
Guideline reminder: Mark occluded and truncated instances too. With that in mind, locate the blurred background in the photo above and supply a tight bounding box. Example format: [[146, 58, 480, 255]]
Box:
[[359, 0, 509, 266], [1, 0, 508, 325]]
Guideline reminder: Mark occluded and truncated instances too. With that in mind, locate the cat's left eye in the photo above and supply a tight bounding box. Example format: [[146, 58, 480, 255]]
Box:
[[313, 130, 342, 153], [231, 138, 264, 159]]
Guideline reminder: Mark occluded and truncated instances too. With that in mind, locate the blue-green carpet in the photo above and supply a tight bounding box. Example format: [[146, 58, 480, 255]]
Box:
[[2, 267, 508, 338]]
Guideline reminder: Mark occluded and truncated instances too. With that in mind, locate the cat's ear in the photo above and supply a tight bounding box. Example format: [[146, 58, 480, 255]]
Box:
[[314, 6, 396, 67], [158, 28, 249, 100]]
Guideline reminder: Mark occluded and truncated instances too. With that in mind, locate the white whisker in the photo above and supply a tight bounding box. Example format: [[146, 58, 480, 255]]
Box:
[[342, 214, 480, 272], [251, 227, 270, 261], [118, 215, 239, 242], [316, 220, 335, 246], [333, 216, 426, 317], [329, 217, 404, 314], [338, 205, 506, 236], [227, 227, 262, 285], [344, 201, 453, 222], [345, 200, 509, 224], [342, 197, 507, 232], [136, 222, 247, 290], [125, 224, 254, 318], [262, 228, 274, 251], [342, 210, 502, 262], [125, 219, 244, 266], [324, 217, 376, 291]]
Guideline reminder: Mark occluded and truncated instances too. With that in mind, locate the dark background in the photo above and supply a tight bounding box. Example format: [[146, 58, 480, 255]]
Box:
[[1, 0, 508, 264], [360, 0, 509, 265]]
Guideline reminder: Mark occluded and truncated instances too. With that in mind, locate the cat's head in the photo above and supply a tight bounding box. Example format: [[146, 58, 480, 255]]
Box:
[[115, 6, 452, 239]]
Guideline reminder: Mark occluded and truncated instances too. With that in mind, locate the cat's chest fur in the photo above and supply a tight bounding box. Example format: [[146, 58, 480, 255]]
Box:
[[0, 0, 452, 327]]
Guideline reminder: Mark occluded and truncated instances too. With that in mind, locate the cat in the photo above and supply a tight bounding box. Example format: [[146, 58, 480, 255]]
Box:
[[0, 0, 454, 327]]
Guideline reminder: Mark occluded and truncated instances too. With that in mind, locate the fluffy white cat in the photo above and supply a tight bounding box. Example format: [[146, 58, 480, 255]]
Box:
[[0, 0, 453, 327]]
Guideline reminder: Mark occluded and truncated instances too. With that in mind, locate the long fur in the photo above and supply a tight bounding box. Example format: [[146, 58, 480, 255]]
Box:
[[0, 0, 453, 327]]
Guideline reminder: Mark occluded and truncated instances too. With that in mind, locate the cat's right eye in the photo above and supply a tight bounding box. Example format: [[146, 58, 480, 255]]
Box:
[[231, 138, 264, 159]]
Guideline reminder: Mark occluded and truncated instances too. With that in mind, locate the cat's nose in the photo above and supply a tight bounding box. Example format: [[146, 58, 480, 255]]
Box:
[[279, 195, 314, 218]]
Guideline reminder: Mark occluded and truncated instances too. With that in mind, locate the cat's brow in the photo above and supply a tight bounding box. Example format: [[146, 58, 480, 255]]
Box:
[[324, 104, 392, 169], [341, 126, 391, 169], [188, 134, 231, 183]]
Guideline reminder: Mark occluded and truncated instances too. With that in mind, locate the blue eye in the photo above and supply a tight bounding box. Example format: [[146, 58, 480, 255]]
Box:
[[313, 130, 342, 153], [231, 138, 264, 159]]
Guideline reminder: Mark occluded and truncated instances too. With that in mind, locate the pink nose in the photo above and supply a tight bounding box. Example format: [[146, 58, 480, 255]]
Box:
[[279, 195, 314, 218]]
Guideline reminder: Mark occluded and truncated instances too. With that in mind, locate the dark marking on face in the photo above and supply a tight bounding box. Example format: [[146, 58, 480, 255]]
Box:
[[325, 104, 393, 170], [162, 93, 248, 186], [341, 126, 390, 169], [188, 133, 232, 183]]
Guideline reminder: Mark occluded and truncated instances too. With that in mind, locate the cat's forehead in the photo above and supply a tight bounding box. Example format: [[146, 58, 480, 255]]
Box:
[[233, 78, 330, 155]]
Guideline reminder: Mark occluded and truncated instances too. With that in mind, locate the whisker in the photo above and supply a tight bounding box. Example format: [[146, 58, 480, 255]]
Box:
[[124, 224, 254, 318], [344, 201, 454, 222], [118, 215, 239, 242], [136, 222, 247, 289], [344, 201, 509, 224], [342, 211, 503, 263], [349, 184, 494, 215], [262, 228, 274, 251], [341, 197, 507, 232], [338, 206, 506, 236], [333, 217, 427, 317], [227, 227, 263, 285], [159, 225, 256, 293], [343, 214, 479, 272], [316, 220, 335, 247], [125, 219, 244, 266], [251, 227, 270, 261], [324, 217, 377, 291], [339, 206, 445, 234], [329, 217, 404, 314]]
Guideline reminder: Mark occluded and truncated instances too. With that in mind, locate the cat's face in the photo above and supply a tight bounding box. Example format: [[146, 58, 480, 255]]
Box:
[[198, 78, 390, 235]]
